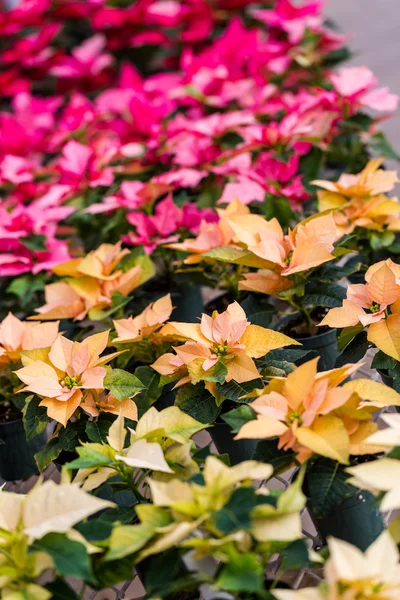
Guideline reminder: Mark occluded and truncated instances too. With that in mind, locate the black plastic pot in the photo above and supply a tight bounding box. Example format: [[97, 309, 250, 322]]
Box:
[[348, 272, 366, 285], [171, 286, 204, 322], [308, 489, 384, 551], [0, 419, 46, 481], [208, 420, 258, 465], [294, 328, 339, 371]]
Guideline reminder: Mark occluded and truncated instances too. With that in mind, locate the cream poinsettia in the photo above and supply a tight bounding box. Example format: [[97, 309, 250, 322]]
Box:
[[31, 241, 155, 321], [72, 406, 207, 491], [320, 259, 400, 361], [14, 331, 132, 426], [106, 456, 306, 564], [151, 301, 298, 388], [274, 532, 400, 600], [112, 293, 173, 344], [313, 158, 400, 235], [236, 357, 400, 464], [0, 312, 59, 366], [0, 480, 113, 600]]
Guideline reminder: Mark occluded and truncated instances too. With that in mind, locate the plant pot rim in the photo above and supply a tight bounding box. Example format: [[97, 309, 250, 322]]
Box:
[[0, 416, 23, 427]]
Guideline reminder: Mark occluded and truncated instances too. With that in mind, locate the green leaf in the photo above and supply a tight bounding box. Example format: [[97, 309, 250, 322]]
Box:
[[65, 446, 113, 469], [337, 323, 364, 352], [45, 580, 79, 600], [304, 283, 346, 308], [30, 534, 94, 583], [221, 405, 257, 434], [74, 518, 113, 543], [20, 234, 47, 251], [213, 487, 276, 535], [86, 418, 112, 443], [263, 196, 294, 228], [89, 292, 130, 321], [133, 366, 163, 417], [92, 555, 134, 590], [241, 295, 274, 328], [7, 273, 47, 307], [253, 439, 295, 475], [318, 256, 363, 282], [22, 395, 50, 441], [371, 350, 398, 371], [203, 246, 270, 268], [280, 539, 310, 570], [335, 331, 368, 366], [176, 383, 220, 424], [370, 131, 400, 161], [306, 458, 356, 518], [104, 368, 145, 401], [216, 551, 264, 594], [216, 379, 264, 403], [35, 438, 62, 472]]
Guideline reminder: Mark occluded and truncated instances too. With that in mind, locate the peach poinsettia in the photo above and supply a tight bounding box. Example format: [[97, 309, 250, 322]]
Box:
[[112, 294, 173, 344], [320, 259, 400, 360], [166, 199, 250, 264], [235, 357, 400, 464], [31, 242, 153, 321], [151, 301, 298, 387], [14, 331, 131, 426], [0, 313, 59, 365], [313, 159, 400, 235], [274, 532, 400, 600], [232, 213, 339, 296]]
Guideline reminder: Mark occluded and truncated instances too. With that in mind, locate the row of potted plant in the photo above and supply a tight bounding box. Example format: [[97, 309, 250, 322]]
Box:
[[1, 0, 400, 596]]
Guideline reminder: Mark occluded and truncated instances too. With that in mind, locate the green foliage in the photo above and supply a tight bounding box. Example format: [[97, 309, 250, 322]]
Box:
[[306, 458, 357, 518], [335, 331, 368, 367], [22, 395, 50, 441], [65, 446, 113, 469], [216, 551, 264, 594], [337, 324, 364, 352], [30, 534, 94, 583], [221, 405, 257, 433], [304, 283, 346, 308], [133, 366, 163, 417], [280, 539, 310, 570], [104, 368, 145, 401], [20, 234, 47, 251], [6, 273, 47, 309], [370, 131, 400, 161], [213, 487, 277, 535], [176, 383, 220, 423], [253, 439, 295, 474], [45, 579, 80, 600], [217, 379, 264, 403], [35, 420, 85, 471], [86, 417, 113, 443]]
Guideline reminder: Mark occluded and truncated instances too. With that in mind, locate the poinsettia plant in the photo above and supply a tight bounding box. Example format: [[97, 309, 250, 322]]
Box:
[[320, 258, 400, 382], [13, 329, 145, 470], [313, 158, 400, 272]]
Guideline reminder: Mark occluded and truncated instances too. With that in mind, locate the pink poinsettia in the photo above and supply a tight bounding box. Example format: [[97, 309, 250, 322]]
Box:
[[57, 140, 114, 190], [123, 195, 217, 254], [330, 66, 398, 113]]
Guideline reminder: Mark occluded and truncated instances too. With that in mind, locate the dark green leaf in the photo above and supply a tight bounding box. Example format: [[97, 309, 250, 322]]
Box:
[[35, 438, 62, 472], [221, 405, 257, 433], [213, 487, 277, 535], [217, 379, 264, 403], [20, 234, 47, 251], [30, 534, 94, 583], [371, 351, 398, 371], [176, 383, 220, 424], [75, 518, 113, 543], [133, 366, 162, 417], [280, 539, 310, 570], [337, 324, 364, 352], [86, 418, 112, 443], [306, 458, 356, 518], [22, 395, 50, 441], [370, 132, 400, 161], [304, 283, 346, 308], [104, 368, 145, 401], [253, 439, 295, 475], [45, 579, 80, 600], [92, 556, 134, 589], [335, 331, 368, 367]]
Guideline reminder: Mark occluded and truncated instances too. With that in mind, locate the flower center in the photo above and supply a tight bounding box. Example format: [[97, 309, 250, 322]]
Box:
[[64, 375, 79, 390], [284, 252, 292, 266], [370, 301, 381, 314], [288, 411, 302, 425], [213, 344, 228, 357]]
